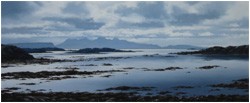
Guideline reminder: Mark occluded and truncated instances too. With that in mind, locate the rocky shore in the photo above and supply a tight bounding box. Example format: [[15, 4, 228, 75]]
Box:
[[2, 69, 126, 80], [2, 92, 248, 102], [211, 78, 249, 89], [174, 45, 249, 55], [1, 44, 248, 102], [1, 45, 74, 65], [2, 45, 34, 63]]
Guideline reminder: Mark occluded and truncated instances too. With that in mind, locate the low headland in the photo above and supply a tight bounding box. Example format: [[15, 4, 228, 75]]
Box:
[[173, 45, 248, 55], [73, 48, 134, 54]]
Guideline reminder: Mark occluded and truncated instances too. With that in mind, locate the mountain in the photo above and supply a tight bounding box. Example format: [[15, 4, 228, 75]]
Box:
[[9, 42, 56, 48], [2, 45, 34, 63], [164, 45, 205, 50], [57, 37, 161, 49]]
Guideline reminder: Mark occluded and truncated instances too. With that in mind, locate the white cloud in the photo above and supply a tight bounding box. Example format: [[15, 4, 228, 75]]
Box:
[[120, 13, 146, 23], [1, 1, 249, 46], [164, 2, 201, 14], [228, 23, 240, 28], [202, 2, 248, 25], [198, 32, 214, 36], [169, 25, 211, 31], [34, 2, 68, 17], [222, 2, 248, 21]]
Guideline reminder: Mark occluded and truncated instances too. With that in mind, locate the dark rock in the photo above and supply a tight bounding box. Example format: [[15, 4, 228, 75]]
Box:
[[73, 48, 134, 54], [211, 78, 249, 89], [1, 45, 34, 63], [82, 64, 97, 66], [1, 92, 248, 102], [158, 91, 172, 95], [102, 63, 113, 66], [197, 65, 220, 70], [122, 67, 135, 70], [19, 83, 36, 85], [55, 67, 80, 70], [102, 86, 155, 91], [209, 89, 220, 92], [4, 87, 21, 91], [174, 45, 249, 55], [101, 75, 112, 78], [2, 70, 125, 80], [85, 57, 130, 61], [146, 93, 153, 95], [172, 86, 194, 90], [145, 67, 183, 71]]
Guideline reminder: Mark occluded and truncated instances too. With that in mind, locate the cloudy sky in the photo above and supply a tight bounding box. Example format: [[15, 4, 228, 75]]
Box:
[[1, 1, 249, 47]]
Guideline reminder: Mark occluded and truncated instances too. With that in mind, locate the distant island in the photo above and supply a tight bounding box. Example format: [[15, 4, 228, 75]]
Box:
[[6, 38, 204, 50], [9, 42, 56, 48], [73, 48, 134, 54], [6, 42, 65, 53], [174, 45, 249, 55], [57, 37, 161, 49], [57, 37, 204, 50], [22, 48, 65, 53]]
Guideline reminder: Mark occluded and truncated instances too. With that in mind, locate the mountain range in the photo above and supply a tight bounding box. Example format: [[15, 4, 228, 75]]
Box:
[[57, 37, 161, 49], [6, 37, 204, 50]]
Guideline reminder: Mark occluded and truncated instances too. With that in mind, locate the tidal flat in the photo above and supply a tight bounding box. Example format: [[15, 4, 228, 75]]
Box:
[[1, 49, 249, 102]]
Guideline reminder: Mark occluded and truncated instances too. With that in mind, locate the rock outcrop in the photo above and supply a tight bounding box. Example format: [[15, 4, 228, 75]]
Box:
[[175, 45, 249, 55], [2, 45, 34, 63]]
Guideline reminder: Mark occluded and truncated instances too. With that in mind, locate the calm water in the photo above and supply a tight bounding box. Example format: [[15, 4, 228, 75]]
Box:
[[1, 49, 249, 96]]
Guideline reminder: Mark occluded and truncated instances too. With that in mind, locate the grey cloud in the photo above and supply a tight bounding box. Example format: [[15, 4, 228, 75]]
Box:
[[1, 1, 248, 46], [62, 2, 89, 15], [2, 38, 37, 44], [185, 1, 200, 5], [133, 34, 169, 38], [236, 18, 249, 28], [43, 17, 104, 30], [2, 27, 48, 34], [116, 20, 165, 29], [115, 1, 230, 26], [2, 1, 40, 19], [45, 25, 76, 31], [133, 21, 165, 28], [170, 2, 229, 25], [170, 11, 222, 25], [136, 2, 167, 19], [116, 2, 168, 20]]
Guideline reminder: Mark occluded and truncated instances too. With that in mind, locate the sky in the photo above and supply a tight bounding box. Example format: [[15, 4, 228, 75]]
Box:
[[1, 1, 249, 47]]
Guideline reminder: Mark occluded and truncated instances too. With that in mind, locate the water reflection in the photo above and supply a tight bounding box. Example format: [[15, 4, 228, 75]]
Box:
[[1, 49, 248, 97]]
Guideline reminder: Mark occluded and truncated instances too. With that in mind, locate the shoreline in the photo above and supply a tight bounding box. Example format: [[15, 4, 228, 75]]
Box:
[[2, 91, 248, 102]]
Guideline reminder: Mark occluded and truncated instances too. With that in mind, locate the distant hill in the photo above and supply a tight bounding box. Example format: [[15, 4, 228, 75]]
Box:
[[164, 45, 204, 50], [57, 37, 161, 49], [9, 42, 56, 48], [175, 45, 249, 55], [2, 45, 34, 63], [22, 48, 65, 53]]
